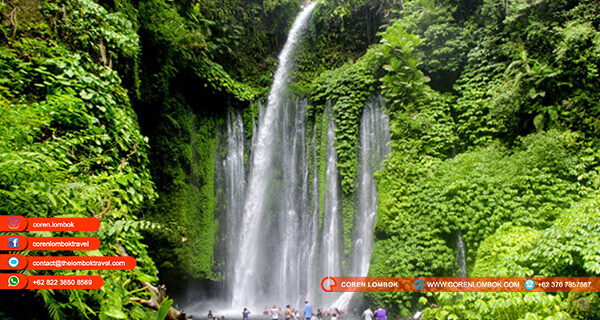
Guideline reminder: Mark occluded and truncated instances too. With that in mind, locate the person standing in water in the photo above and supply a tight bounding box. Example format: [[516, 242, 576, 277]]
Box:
[[207, 311, 214, 320], [285, 305, 293, 320], [373, 307, 387, 320], [272, 305, 282, 320], [243, 308, 251, 320], [303, 300, 312, 320], [293, 309, 301, 320], [361, 307, 373, 320]]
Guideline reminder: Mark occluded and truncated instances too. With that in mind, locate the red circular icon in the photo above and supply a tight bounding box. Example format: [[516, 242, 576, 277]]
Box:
[[321, 277, 337, 292]]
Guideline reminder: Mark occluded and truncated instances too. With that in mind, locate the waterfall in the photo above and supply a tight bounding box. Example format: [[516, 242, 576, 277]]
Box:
[[211, 3, 390, 313], [231, 3, 317, 309], [456, 231, 467, 277], [277, 98, 309, 304], [320, 107, 343, 307], [164, 2, 393, 317], [305, 121, 320, 303], [353, 96, 390, 277], [224, 109, 246, 301], [333, 97, 390, 309]]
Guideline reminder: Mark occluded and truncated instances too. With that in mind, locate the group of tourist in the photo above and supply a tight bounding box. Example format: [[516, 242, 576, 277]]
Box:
[[360, 307, 387, 320], [207, 310, 227, 320], [260, 304, 302, 320], [233, 301, 387, 320]]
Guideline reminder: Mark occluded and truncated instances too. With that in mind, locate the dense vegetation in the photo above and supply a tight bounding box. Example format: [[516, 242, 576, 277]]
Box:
[[0, 0, 297, 317], [0, 0, 159, 318], [1, 0, 599, 319], [134, 0, 302, 291], [357, 0, 600, 318]]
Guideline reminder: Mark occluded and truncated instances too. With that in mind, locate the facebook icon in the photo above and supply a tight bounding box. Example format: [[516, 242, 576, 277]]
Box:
[[8, 237, 19, 248]]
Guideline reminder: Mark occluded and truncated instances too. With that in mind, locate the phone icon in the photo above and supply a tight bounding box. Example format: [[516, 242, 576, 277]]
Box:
[[8, 275, 19, 287], [8, 238, 19, 248], [8, 218, 19, 230], [525, 279, 535, 290]]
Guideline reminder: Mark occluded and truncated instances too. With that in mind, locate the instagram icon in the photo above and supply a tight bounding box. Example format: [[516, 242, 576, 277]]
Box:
[[8, 218, 19, 230]]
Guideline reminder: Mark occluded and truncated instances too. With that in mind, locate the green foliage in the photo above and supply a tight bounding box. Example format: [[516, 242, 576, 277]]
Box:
[[156, 298, 173, 320], [526, 195, 600, 277], [395, 0, 470, 91], [379, 22, 429, 110], [295, 0, 398, 85], [188, 0, 300, 88], [145, 98, 220, 281], [39, 0, 142, 97], [377, 13, 458, 158], [136, 0, 257, 102], [242, 101, 260, 140], [341, 194, 354, 256], [310, 49, 381, 194], [196, 58, 259, 102], [453, 0, 600, 148], [372, 130, 593, 314], [317, 109, 329, 230], [550, 18, 600, 135], [471, 224, 538, 277], [0, 26, 157, 320], [386, 90, 457, 158], [3, 0, 600, 318], [422, 194, 600, 319], [42, 0, 139, 60], [302, 1, 600, 317], [422, 292, 569, 320]]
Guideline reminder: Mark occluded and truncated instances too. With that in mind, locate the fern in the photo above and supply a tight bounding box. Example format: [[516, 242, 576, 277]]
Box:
[[37, 290, 66, 320]]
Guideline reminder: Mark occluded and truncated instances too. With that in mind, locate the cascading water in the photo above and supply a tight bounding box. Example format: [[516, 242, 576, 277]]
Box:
[[231, 3, 317, 309], [198, 3, 389, 314], [352, 96, 390, 278], [303, 120, 320, 304], [320, 107, 343, 307], [333, 97, 391, 309], [276, 98, 309, 304], [225, 94, 390, 311], [224, 109, 246, 301], [456, 231, 467, 277]]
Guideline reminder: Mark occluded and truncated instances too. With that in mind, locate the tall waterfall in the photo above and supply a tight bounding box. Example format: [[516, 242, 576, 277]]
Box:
[[320, 107, 343, 307], [209, 3, 392, 313], [224, 109, 246, 300], [353, 97, 390, 278], [222, 95, 391, 311], [333, 97, 391, 309], [231, 3, 317, 309]]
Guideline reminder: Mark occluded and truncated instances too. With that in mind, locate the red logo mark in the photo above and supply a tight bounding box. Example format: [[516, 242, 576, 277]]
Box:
[[321, 277, 337, 292]]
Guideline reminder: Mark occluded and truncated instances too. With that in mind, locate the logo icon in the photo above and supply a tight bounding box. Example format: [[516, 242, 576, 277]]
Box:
[[414, 279, 425, 290], [8, 237, 19, 248], [8, 275, 19, 287], [525, 279, 535, 290], [7, 256, 19, 268], [8, 218, 19, 230], [321, 277, 337, 292]]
